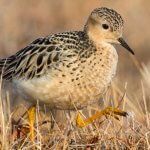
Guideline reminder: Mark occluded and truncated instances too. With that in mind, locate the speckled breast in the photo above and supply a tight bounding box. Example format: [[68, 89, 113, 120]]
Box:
[[57, 43, 118, 109], [17, 43, 118, 110]]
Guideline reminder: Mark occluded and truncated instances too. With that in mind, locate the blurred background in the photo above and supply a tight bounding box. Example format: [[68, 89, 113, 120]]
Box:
[[0, 0, 150, 113]]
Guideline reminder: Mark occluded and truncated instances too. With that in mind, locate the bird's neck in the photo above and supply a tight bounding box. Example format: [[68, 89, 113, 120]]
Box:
[[84, 22, 106, 46]]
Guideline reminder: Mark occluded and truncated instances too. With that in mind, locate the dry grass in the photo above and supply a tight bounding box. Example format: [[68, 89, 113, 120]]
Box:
[[0, 68, 150, 149], [0, 0, 150, 149], [0, 60, 150, 149]]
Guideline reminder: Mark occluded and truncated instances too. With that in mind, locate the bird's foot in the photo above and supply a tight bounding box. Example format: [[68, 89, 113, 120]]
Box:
[[76, 107, 128, 128]]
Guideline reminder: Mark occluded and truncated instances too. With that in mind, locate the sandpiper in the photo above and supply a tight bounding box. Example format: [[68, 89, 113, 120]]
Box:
[[0, 7, 134, 128]]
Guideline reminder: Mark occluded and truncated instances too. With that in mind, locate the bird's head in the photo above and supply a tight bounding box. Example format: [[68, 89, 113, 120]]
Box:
[[85, 7, 134, 55]]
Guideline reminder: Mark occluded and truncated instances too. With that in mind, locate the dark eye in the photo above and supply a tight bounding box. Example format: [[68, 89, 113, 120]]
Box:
[[102, 24, 109, 30]]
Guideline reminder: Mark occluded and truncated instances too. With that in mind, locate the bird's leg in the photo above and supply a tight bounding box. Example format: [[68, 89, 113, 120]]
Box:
[[28, 106, 36, 142], [76, 107, 128, 128]]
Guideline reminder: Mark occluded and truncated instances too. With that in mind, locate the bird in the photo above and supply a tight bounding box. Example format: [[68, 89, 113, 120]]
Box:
[[0, 7, 134, 128]]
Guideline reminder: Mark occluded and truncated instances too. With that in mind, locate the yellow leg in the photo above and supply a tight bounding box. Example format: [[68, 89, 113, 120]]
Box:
[[76, 107, 128, 128], [28, 106, 36, 142]]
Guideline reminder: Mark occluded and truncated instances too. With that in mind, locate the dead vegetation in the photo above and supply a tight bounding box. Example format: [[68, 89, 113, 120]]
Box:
[[0, 77, 149, 149]]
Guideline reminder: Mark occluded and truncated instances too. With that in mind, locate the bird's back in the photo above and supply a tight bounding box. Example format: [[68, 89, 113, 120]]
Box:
[[0, 31, 87, 80]]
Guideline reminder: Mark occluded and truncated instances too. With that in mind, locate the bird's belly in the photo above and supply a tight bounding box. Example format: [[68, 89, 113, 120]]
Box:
[[15, 63, 117, 110], [16, 79, 105, 110], [15, 45, 118, 110]]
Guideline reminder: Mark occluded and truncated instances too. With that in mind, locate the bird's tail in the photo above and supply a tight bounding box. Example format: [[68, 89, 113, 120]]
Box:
[[0, 58, 8, 74], [0, 56, 15, 80]]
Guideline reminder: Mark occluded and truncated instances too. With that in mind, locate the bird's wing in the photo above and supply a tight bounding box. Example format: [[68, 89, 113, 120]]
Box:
[[0, 32, 81, 80]]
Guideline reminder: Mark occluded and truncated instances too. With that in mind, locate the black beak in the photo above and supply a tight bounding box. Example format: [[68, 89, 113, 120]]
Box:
[[118, 38, 134, 55]]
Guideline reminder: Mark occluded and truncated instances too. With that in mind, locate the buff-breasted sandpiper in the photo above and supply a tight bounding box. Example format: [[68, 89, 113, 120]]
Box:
[[0, 7, 134, 129]]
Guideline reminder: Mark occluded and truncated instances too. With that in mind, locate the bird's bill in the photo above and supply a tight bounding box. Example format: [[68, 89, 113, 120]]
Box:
[[118, 38, 134, 55]]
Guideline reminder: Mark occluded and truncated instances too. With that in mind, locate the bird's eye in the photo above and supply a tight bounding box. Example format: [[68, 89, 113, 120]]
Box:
[[102, 24, 109, 30]]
